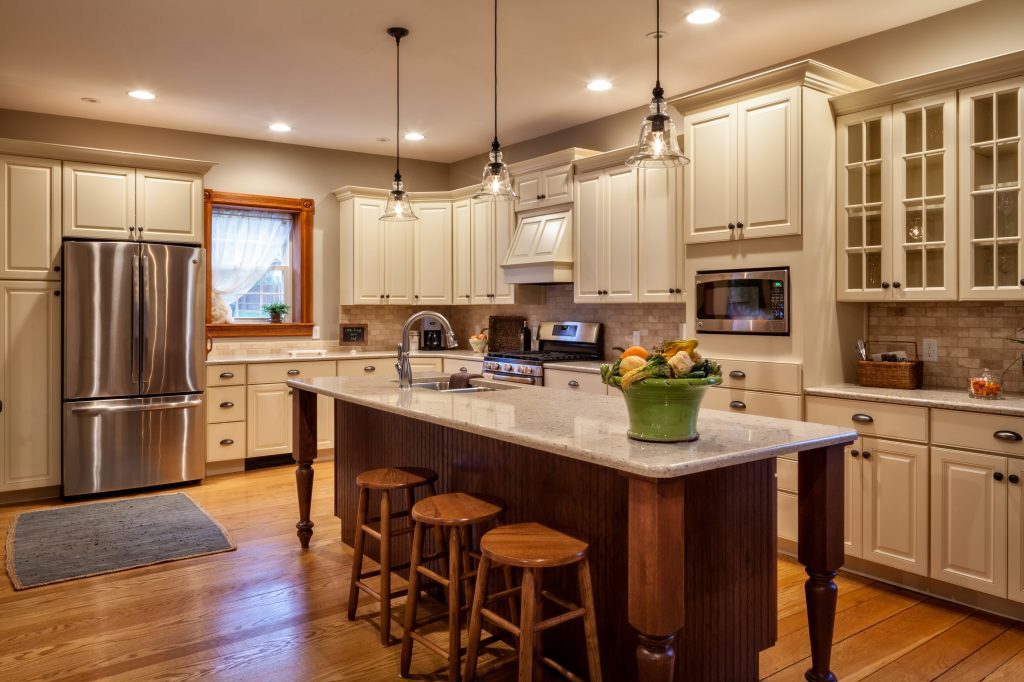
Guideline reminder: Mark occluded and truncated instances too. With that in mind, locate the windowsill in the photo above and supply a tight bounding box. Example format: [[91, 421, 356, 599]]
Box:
[[207, 322, 315, 338]]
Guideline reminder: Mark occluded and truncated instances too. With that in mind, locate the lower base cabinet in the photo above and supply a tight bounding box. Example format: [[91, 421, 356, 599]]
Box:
[[860, 437, 929, 575], [246, 382, 334, 457], [545, 368, 606, 395]]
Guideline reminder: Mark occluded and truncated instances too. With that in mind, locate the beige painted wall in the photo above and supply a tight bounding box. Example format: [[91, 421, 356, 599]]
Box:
[[0, 108, 450, 339], [448, 0, 1024, 188]]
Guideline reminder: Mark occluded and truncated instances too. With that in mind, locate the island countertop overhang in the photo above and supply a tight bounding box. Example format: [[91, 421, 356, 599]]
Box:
[[288, 375, 856, 479]]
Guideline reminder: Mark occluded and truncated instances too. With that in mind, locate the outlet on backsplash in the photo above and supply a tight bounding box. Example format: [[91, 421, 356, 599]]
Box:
[[922, 338, 938, 362]]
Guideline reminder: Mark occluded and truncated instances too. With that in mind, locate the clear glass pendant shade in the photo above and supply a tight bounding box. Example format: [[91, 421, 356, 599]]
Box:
[[380, 178, 417, 221], [473, 147, 517, 201], [626, 97, 688, 168]]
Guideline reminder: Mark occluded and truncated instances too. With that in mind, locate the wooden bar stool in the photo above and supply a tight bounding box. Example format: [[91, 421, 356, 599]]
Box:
[[400, 492, 512, 682], [348, 466, 441, 645], [464, 522, 602, 682]]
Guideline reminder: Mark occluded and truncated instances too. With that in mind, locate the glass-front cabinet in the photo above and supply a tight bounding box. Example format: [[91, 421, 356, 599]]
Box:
[[837, 106, 891, 301], [959, 76, 1024, 300], [892, 94, 957, 300]]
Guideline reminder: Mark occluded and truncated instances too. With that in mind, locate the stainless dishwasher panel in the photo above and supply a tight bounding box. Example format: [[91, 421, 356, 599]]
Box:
[[62, 394, 206, 496]]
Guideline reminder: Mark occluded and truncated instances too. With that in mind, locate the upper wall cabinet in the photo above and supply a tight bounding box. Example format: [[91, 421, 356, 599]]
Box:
[[638, 166, 684, 302], [459, 198, 516, 305], [0, 155, 61, 280], [684, 86, 802, 243], [574, 165, 639, 303], [959, 76, 1024, 300], [412, 201, 453, 305], [63, 162, 202, 244], [513, 164, 573, 213], [341, 194, 416, 305]]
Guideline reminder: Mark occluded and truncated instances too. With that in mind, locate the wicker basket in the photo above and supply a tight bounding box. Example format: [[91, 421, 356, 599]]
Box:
[[857, 342, 924, 390]]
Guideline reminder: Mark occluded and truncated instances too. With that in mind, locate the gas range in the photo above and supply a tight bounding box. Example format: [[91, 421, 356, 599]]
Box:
[[483, 322, 602, 386]]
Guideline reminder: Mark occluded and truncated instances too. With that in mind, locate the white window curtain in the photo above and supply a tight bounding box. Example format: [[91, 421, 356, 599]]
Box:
[[210, 207, 293, 318]]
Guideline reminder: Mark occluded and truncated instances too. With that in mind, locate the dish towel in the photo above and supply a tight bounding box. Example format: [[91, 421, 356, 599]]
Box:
[[447, 372, 484, 390]]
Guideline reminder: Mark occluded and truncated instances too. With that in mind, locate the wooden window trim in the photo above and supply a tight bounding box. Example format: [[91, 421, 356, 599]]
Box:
[[204, 190, 315, 338]]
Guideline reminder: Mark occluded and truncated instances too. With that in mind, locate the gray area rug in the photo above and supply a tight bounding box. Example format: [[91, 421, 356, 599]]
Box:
[[5, 492, 236, 590]]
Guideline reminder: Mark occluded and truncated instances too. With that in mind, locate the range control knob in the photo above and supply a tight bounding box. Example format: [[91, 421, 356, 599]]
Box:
[[503, 364, 513, 372]]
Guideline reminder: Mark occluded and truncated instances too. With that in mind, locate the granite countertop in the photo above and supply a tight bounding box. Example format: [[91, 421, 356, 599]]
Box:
[[806, 383, 1024, 417], [206, 350, 486, 366], [289, 374, 856, 479]]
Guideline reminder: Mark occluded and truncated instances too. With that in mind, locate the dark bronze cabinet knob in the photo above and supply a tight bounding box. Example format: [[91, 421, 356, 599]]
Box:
[[736, 221, 744, 229], [1010, 474, 1020, 484], [851, 449, 860, 457], [881, 281, 890, 289], [893, 281, 902, 289], [728, 223, 736, 230], [995, 472, 1005, 482], [862, 451, 872, 459]]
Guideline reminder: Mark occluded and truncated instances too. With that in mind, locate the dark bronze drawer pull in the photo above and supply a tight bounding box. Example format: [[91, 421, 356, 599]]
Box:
[[568, 380, 580, 388], [219, 372, 234, 379], [729, 400, 747, 410], [219, 401, 234, 408], [219, 438, 234, 446], [994, 430, 1023, 442], [729, 370, 746, 379], [287, 369, 300, 375], [851, 413, 874, 424], [364, 366, 376, 372]]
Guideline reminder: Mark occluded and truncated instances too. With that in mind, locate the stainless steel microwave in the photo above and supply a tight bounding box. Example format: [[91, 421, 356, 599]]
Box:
[[694, 267, 790, 335]]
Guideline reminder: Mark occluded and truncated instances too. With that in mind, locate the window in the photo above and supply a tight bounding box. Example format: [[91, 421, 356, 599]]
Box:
[[204, 191, 314, 337]]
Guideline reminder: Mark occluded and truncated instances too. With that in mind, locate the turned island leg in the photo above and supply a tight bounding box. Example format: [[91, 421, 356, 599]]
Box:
[[292, 388, 318, 549], [627, 477, 686, 682], [798, 444, 847, 682]]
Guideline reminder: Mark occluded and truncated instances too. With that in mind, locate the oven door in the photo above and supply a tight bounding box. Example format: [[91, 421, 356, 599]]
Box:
[[483, 372, 542, 387], [695, 269, 789, 335]]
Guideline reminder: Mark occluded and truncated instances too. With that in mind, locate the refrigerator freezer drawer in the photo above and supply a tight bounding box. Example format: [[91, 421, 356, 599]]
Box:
[[63, 394, 206, 496]]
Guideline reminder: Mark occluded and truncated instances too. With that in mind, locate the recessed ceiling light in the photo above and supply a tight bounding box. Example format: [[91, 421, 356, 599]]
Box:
[[269, 122, 292, 132], [127, 90, 156, 100], [686, 8, 720, 24], [587, 79, 613, 92], [404, 132, 425, 141]]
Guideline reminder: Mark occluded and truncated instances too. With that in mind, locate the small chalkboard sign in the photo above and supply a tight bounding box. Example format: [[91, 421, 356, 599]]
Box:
[[340, 324, 368, 345]]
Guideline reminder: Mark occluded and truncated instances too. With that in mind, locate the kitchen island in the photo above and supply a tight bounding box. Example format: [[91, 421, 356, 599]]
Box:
[[288, 375, 856, 681]]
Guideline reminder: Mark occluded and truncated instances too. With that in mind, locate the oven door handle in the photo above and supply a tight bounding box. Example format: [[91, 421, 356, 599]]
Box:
[[485, 373, 537, 385]]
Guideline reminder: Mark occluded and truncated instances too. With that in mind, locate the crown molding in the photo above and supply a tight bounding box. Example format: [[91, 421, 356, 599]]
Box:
[[0, 137, 217, 174], [573, 146, 636, 174], [506, 147, 601, 175], [671, 60, 875, 114], [831, 50, 1024, 116]]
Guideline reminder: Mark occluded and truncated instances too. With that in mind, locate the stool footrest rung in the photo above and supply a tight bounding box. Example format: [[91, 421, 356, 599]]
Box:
[[480, 607, 521, 638], [354, 580, 408, 602], [536, 607, 586, 633], [541, 589, 578, 612]]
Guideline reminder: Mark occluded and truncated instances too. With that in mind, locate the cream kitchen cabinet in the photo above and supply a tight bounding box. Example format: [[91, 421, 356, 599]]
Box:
[[683, 86, 802, 243], [63, 162, 202, 244], [860, 437, 930, 575], [442, 358, 484, 375], [958, 76, 1024, 300], [412, 201, 452, 305], [513, 164, 573, 213], [453, 198, 516, 305], [837, 94, 957, 301], [637, 166, 684, 302], [337, 358, 387, 377], [930, 446, 1007, 596], [247, 383, 293, 457], [349, 196, 414, 305], [574, 165, 638, 303], [0, 280, 61, 492], [0, 155, 61, 280], [545, 368, 606, 395]]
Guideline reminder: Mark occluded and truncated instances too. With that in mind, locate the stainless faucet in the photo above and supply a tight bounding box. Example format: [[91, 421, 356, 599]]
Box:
[[397, 311, 457, 388]]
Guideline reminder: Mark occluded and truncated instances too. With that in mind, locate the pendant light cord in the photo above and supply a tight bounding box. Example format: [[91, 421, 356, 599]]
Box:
[[492, 0, 500, 151], [395, 32, 402, 182], [654, 0, 663, 98]]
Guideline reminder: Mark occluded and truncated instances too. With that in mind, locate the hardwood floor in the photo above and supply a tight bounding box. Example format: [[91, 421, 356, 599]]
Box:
[[1, 463, 1022, 681]]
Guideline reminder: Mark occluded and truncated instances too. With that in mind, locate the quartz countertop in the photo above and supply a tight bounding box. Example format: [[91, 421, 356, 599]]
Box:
[[806, 383, 1024, 417], [289, 374, 856, 479], [206, 350, 486, 366]]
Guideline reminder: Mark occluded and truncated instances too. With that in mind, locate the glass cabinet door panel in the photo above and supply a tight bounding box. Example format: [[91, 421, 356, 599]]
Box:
[[906, 250, 923, 288], [998, 91, 1018, 139], [998, 191, 1019, 237], [905, 208, 923, 243], [848, 124, 863, 163], [847, 167, 863, 205], [926, 249, 944, 287], [848, 214, 864, 248], [867, 163, 882, 203], [906, 110, 923, 154], [866, 211, 883, 246], [848, 253, 863, 289], [974, 147, 995, 190], [866, 253, 882, 288], [974, 96, 994, 143], [867, 120, 882, 160], [998, 243, 1019, 287], [926, 155, 944, 196], [974, 194, 994, 239], [905, 157, 922, 198], [926, 204, 944, 242], [997, 142, 1018, 186], [926, 107, 944, 151], [974, 244, 994, 287]]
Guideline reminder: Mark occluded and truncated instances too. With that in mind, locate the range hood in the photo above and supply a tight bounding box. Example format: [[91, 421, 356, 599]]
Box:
[[500, 210, 573, 284]]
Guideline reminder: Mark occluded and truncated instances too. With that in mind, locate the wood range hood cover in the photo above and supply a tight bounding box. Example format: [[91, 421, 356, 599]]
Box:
[[500, 209, 573, 284]]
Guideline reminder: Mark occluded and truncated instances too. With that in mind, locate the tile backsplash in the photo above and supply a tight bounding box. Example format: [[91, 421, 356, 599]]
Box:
[[339, 285, 686, 359], [868, 301, 1024, 393]]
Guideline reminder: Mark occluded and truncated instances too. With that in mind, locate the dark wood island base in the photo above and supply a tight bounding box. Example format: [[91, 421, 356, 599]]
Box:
[[291, 391, 847, 682]]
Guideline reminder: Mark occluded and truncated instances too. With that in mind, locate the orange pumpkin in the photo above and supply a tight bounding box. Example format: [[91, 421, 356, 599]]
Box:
[[620, 345, 649, 361]]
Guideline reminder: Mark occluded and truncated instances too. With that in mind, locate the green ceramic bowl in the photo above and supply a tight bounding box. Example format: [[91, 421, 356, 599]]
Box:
[[606, 375, 722, 442]]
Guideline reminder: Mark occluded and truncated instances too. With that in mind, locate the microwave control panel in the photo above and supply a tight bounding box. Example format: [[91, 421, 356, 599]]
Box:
[[769, 280, 786, 320]]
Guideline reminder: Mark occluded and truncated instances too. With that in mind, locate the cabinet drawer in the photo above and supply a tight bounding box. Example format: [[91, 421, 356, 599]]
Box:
[[207, 422, 246, 462], [337, 358, 387, 377], [409, 357, 444, 375], [443, 358, 484, 375], [207, 364, 245, 387], [247, 360, 336, 385], [777, 458, 799, 493], [778, 491, 798, 542], [717, 359, 802, 395], [207, 386, 245, 423], [704, 388, 802, 421], [933, 409, 1024, 456], [545, 369, 606, 395], [805, 396, 928, 442]]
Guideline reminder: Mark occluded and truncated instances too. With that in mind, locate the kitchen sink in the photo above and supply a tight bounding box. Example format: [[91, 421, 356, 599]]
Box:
[[403, 378, 518, 393]]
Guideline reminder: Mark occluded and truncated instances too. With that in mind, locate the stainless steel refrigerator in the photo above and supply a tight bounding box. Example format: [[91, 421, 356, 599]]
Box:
[[62, 240, 206, 496]]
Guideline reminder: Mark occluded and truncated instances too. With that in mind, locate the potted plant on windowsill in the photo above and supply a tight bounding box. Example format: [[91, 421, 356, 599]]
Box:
[[263, 302, 290, 324]]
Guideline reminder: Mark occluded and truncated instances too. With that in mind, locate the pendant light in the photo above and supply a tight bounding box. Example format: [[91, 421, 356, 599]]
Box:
[[626, 0, 688, 168], [380, 27, 417, 222], [473, 0, 516, 201]]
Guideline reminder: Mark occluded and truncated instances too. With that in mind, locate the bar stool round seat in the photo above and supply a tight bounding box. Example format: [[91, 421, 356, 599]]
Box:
[[480, 522, 588, 568], [355, 466, 438, 490], [411, 492, 504, 527]]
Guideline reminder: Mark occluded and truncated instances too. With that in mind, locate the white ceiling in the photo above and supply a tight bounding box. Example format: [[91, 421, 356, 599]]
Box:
[[0, 0, 977, 163]]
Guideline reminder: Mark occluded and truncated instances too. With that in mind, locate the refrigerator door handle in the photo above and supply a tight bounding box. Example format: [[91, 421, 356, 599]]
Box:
[[70, 399, 201, 416], [131, 253, 140, 387], [139, 252, 149, 389]]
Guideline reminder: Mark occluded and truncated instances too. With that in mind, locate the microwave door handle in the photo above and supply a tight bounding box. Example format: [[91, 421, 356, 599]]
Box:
[[131, 253, 140, 388]]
